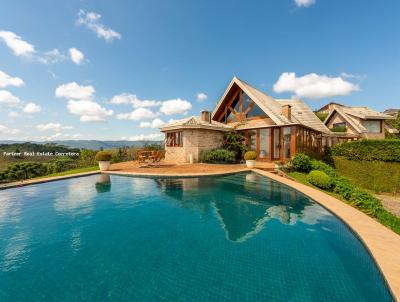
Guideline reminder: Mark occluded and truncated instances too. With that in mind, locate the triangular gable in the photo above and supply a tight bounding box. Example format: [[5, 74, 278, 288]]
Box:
[[324, 107, 364, 134], [211, 76, 289, 125]]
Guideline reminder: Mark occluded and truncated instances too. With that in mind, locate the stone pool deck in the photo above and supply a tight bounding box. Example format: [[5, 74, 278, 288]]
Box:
[[104, 161, 257, 177], [253, 169, 400, 301]]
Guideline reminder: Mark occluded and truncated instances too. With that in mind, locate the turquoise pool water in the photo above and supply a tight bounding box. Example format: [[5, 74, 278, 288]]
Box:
[[0, 172, 393, 301]]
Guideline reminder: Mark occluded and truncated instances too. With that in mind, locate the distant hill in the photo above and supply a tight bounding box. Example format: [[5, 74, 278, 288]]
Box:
[[0, 140, 162, 150]]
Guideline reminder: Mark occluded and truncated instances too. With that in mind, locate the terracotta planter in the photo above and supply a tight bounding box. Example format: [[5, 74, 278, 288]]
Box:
[[98, 161, 111, 171], [246, 160, 256, 168]]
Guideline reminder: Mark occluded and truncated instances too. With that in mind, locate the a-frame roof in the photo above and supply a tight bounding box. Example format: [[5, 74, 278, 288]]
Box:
[[211, 76, 291, 125], [211, 76, 331, 134]]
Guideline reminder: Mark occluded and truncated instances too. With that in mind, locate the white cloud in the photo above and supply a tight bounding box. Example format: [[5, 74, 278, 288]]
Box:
[[139, 118, 165, 128], [37, 132, 81, 141], [196, 92, 208, 102], [36, 123, 72, 132], [109, 93, 160, 108], [0, 30, 35, 57], [77, 10, 121, 42], [69, 48, 84, 65], [8, 111, 20, 118], [273, 72, 359, 99], [116, 107, 157, 121], [23, 102, 41, 114], [37, 48, 67, 64], [67, 100, 113, 122], [159, 98, 192, 115], [0, 70, 24, 88], [0, 90, 21, 106], [0, 124, 20, 135], [294, 0, 316, 7], [55, 82, 95, 100], [123, 133, 163, 141]]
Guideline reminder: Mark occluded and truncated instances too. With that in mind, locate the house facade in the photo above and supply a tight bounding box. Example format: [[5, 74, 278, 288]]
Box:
[[317, 103, 396, 139], [160, 77, 331, 164]]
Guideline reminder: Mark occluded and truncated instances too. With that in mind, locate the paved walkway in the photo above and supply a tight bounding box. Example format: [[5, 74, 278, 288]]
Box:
[[253, 169, 400, 301]]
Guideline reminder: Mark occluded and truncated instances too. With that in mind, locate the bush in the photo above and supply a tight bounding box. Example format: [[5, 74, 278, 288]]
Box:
[[310, 159, 337, 178], [291, 153, 312, 172], [322, 146, 334, 166], [315, 112, 328, 122], [244, 151, 257, 161], [46, 158, 77, 174], [199, 149, 236, 164], [0, 162, 47, 182], [332, 139, 400, 162], [222, 132, 247, 160], [95, 151, 112, 162], [307, 170, 332, 189]]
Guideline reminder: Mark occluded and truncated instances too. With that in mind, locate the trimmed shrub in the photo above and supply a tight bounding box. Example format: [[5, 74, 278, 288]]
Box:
[[244, 151, 257, 161], [310, 159, 337, 178], [332, 139, 400, 162], [307, 170, 332, 189], [95, 151, 112, 162], [291, 153, 312, 172], [199, 149, 236, 164]]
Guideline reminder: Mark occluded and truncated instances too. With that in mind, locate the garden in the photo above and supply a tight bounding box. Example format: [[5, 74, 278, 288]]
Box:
[[286, 139, 400, 235]]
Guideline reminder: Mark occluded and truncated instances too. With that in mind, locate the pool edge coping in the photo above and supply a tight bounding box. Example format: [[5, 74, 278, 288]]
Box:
[[252, 168, 400, 301], [102, 168, 250, 178], [0, 170, 101, 190]]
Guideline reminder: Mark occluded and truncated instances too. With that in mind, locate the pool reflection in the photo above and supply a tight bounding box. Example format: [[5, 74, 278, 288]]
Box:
[[156, 172, 327, 242]]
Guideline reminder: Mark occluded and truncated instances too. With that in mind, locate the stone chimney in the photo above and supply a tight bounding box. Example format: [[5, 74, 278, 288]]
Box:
[[281, 104, 291, 121], [200, 110, 211, 123]]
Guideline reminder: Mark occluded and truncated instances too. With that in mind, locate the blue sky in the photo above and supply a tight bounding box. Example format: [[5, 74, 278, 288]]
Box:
[[0, 0, 399, 141]]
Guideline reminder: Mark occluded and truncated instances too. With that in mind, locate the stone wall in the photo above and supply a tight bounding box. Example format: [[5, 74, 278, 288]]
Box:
[[164, 129, 225, 164]]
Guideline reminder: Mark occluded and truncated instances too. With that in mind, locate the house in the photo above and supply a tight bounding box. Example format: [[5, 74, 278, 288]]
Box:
[[383, 108, 399, 117], [160, 76, 331, 164], [316, 102, 397, 139]]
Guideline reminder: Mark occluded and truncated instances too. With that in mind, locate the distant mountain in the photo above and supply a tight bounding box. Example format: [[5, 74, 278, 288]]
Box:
[[0, 140, 162, 150]]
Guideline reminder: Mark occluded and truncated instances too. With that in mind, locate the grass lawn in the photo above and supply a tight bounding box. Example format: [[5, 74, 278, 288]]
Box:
[[34, 166, 99, 179]]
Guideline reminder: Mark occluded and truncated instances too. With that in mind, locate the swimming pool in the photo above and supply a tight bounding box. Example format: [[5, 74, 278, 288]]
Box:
[[0, 172, 393, 301]]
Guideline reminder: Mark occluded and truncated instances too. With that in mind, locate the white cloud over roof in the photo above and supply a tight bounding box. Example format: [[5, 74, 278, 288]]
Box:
[[159, 98, 192, 115], [273, 72, 359, 99]]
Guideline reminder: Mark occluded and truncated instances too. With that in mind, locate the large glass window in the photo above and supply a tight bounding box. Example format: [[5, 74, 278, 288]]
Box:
[[273, 128, 280, 159], [362, 120, 381, 133], [166, 131, 183, 147], [247, 129, 257, 151], [283, 127, 291, 159], [259, 129, 270, 159]]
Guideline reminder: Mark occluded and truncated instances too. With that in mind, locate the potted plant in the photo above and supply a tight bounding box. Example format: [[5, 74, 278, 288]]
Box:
[[95, 151, 112, 171], [244, 151, 257, 168]]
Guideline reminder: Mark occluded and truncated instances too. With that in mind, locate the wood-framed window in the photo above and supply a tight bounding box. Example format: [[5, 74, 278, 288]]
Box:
[[166, 131, 183, 147]]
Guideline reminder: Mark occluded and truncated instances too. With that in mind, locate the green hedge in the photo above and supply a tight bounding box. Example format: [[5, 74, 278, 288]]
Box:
[[199, 149, 236, 164], [334, 157, 400, 193], [332, 139, 400, 162]]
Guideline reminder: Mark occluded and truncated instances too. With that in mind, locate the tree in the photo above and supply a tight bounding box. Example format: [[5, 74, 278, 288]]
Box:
[[222, 132, 247, 160]]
